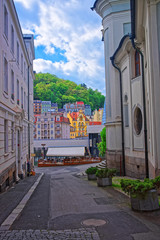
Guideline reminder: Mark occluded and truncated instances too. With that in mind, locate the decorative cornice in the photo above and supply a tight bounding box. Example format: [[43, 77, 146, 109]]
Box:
[[91, 0, 130, 18]]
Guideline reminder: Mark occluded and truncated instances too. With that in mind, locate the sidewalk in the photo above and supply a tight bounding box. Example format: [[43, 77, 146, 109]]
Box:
[[0, 174, 41, 226]]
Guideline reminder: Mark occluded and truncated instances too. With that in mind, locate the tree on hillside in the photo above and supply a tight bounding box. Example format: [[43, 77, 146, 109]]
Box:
[[34, 73, 105, 111]]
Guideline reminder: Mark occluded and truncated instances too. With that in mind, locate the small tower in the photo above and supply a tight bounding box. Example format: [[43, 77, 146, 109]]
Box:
[[92, 0, 130, 172]]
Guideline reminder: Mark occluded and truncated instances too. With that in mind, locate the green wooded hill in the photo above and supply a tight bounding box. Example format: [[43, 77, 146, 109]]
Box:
[[34, 73, 105, 111]]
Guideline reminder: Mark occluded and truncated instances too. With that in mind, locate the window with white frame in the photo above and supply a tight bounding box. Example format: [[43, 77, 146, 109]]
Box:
[[24, 91, 26, 110], [135, 50, 141, 77], [22, 129, 23, 147], [17, 42, 19, 64], [11, 25, 14, 53], [24, 62, 26, 80], [4, 57, 8, 93], [11, 69, 14, 100], [21, 54, 23, 74], [4, 5, 8, 39], [26, 95, 28, 112], [11, 122, 14, 151], [17, 79, 19, 105], [24, 126, 26, 144], [21, 87, 23, 108], [4, 119, 8, 153], [123, 23, 131, 35]]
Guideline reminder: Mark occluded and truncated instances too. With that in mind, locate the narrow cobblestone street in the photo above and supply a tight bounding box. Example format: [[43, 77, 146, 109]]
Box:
[[0, 164, 160, 240]]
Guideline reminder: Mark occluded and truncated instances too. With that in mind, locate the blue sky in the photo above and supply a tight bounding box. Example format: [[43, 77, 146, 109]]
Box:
[[14, 0, 105, 94]]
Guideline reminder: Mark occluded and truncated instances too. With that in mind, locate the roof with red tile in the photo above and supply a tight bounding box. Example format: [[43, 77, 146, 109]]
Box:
[[55, 116, 70, 123], [76, 101, 84, 105], [89, 121, 101, 125]]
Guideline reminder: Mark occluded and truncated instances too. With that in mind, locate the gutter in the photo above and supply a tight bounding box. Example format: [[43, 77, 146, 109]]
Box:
[[110, 35, 130, 176], [130, 0, 149, 178]]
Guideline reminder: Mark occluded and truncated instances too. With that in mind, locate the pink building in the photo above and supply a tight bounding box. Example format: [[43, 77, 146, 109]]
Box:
[[34, 112, 70, 140]]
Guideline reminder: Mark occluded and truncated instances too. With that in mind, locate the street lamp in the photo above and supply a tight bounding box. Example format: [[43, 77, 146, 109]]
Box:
[[41, 143, 46, 160]]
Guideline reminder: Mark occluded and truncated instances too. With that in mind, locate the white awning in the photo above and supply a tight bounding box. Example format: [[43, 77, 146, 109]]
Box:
[[46, 147, 85, 157]]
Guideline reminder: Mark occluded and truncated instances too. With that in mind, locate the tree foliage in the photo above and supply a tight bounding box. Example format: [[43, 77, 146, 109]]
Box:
[[34, 73, 105, 111], [97, 127, 106, 157]]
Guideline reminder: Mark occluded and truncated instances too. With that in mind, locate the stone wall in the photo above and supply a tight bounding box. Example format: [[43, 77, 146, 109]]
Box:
[[0, 162, 16, 192], [106, 150, 146, 179]]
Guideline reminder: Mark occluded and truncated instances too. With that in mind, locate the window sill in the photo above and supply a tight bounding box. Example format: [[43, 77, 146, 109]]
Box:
[[3, 91, 9, 99], [4, 153, 9, 157], [11, 150, 15, 153]]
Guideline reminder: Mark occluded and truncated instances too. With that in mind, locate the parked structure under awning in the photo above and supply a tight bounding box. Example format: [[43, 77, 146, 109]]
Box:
[[46, 147, 85, 157]]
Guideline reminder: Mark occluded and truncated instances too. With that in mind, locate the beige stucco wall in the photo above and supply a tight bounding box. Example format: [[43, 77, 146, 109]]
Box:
[[0, 0, 34, 190]]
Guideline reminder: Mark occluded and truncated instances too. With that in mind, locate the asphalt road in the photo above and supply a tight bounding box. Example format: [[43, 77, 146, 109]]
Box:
[[7, 164, 160, 240]]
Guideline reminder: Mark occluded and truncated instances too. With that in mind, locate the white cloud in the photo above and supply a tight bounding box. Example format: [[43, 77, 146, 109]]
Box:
[[14, 0, 36, 9], [33, 1, 104, 77], [15, 0, 105, 93], [22, 28, 34, 34]]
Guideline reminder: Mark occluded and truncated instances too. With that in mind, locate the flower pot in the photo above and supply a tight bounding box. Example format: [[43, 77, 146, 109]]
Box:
[[87, 174, 97, 180], [131, 189, 159, 211], [31, 171, 35, 176], [97, 177, 112, 187]]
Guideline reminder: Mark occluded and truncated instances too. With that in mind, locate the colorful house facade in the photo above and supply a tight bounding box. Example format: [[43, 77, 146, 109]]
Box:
[[67, 110, 89, 138]]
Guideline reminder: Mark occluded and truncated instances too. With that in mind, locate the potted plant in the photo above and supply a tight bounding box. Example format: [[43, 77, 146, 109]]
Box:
[[85, 166, 97, 180], [96, 168, 116, 187], [120, 176, 160, 211]]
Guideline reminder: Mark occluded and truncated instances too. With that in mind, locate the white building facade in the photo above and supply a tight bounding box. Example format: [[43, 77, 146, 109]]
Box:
[[92, 0, 131, 174], [112, 0, 160, 178], [93, 0, 160, 178], [0, 0, 35, 191]]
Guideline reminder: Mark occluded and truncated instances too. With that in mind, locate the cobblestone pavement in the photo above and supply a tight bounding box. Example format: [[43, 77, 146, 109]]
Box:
[[0, 228, 100, 240]]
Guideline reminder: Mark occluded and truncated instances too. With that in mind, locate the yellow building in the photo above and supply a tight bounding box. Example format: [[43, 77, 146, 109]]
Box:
[[67, 110, 89, 138], [93, 108, 103, 122]]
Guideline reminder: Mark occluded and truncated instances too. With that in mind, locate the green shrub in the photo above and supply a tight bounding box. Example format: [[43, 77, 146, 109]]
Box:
[[85, 167, 98, 175], [120, 177, 160, 197], [97, 127, 106, 157], [96, 168, 116, 178], [152, 176, 160, 189]]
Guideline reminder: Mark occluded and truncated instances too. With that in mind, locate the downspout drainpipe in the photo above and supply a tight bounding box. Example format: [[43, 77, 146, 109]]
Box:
[[28, 65, 30, 174], [110, 57, 126, 176], [130, 37, 149, 178], [130, 0, 149, 178]]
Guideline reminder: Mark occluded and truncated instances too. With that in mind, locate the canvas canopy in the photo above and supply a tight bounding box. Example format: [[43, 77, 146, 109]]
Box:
[[46, 147, 85, 157]]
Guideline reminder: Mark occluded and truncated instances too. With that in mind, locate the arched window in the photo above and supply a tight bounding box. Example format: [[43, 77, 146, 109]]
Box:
[[135, 50, 140, 77], [134, 107, 143, 135]]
